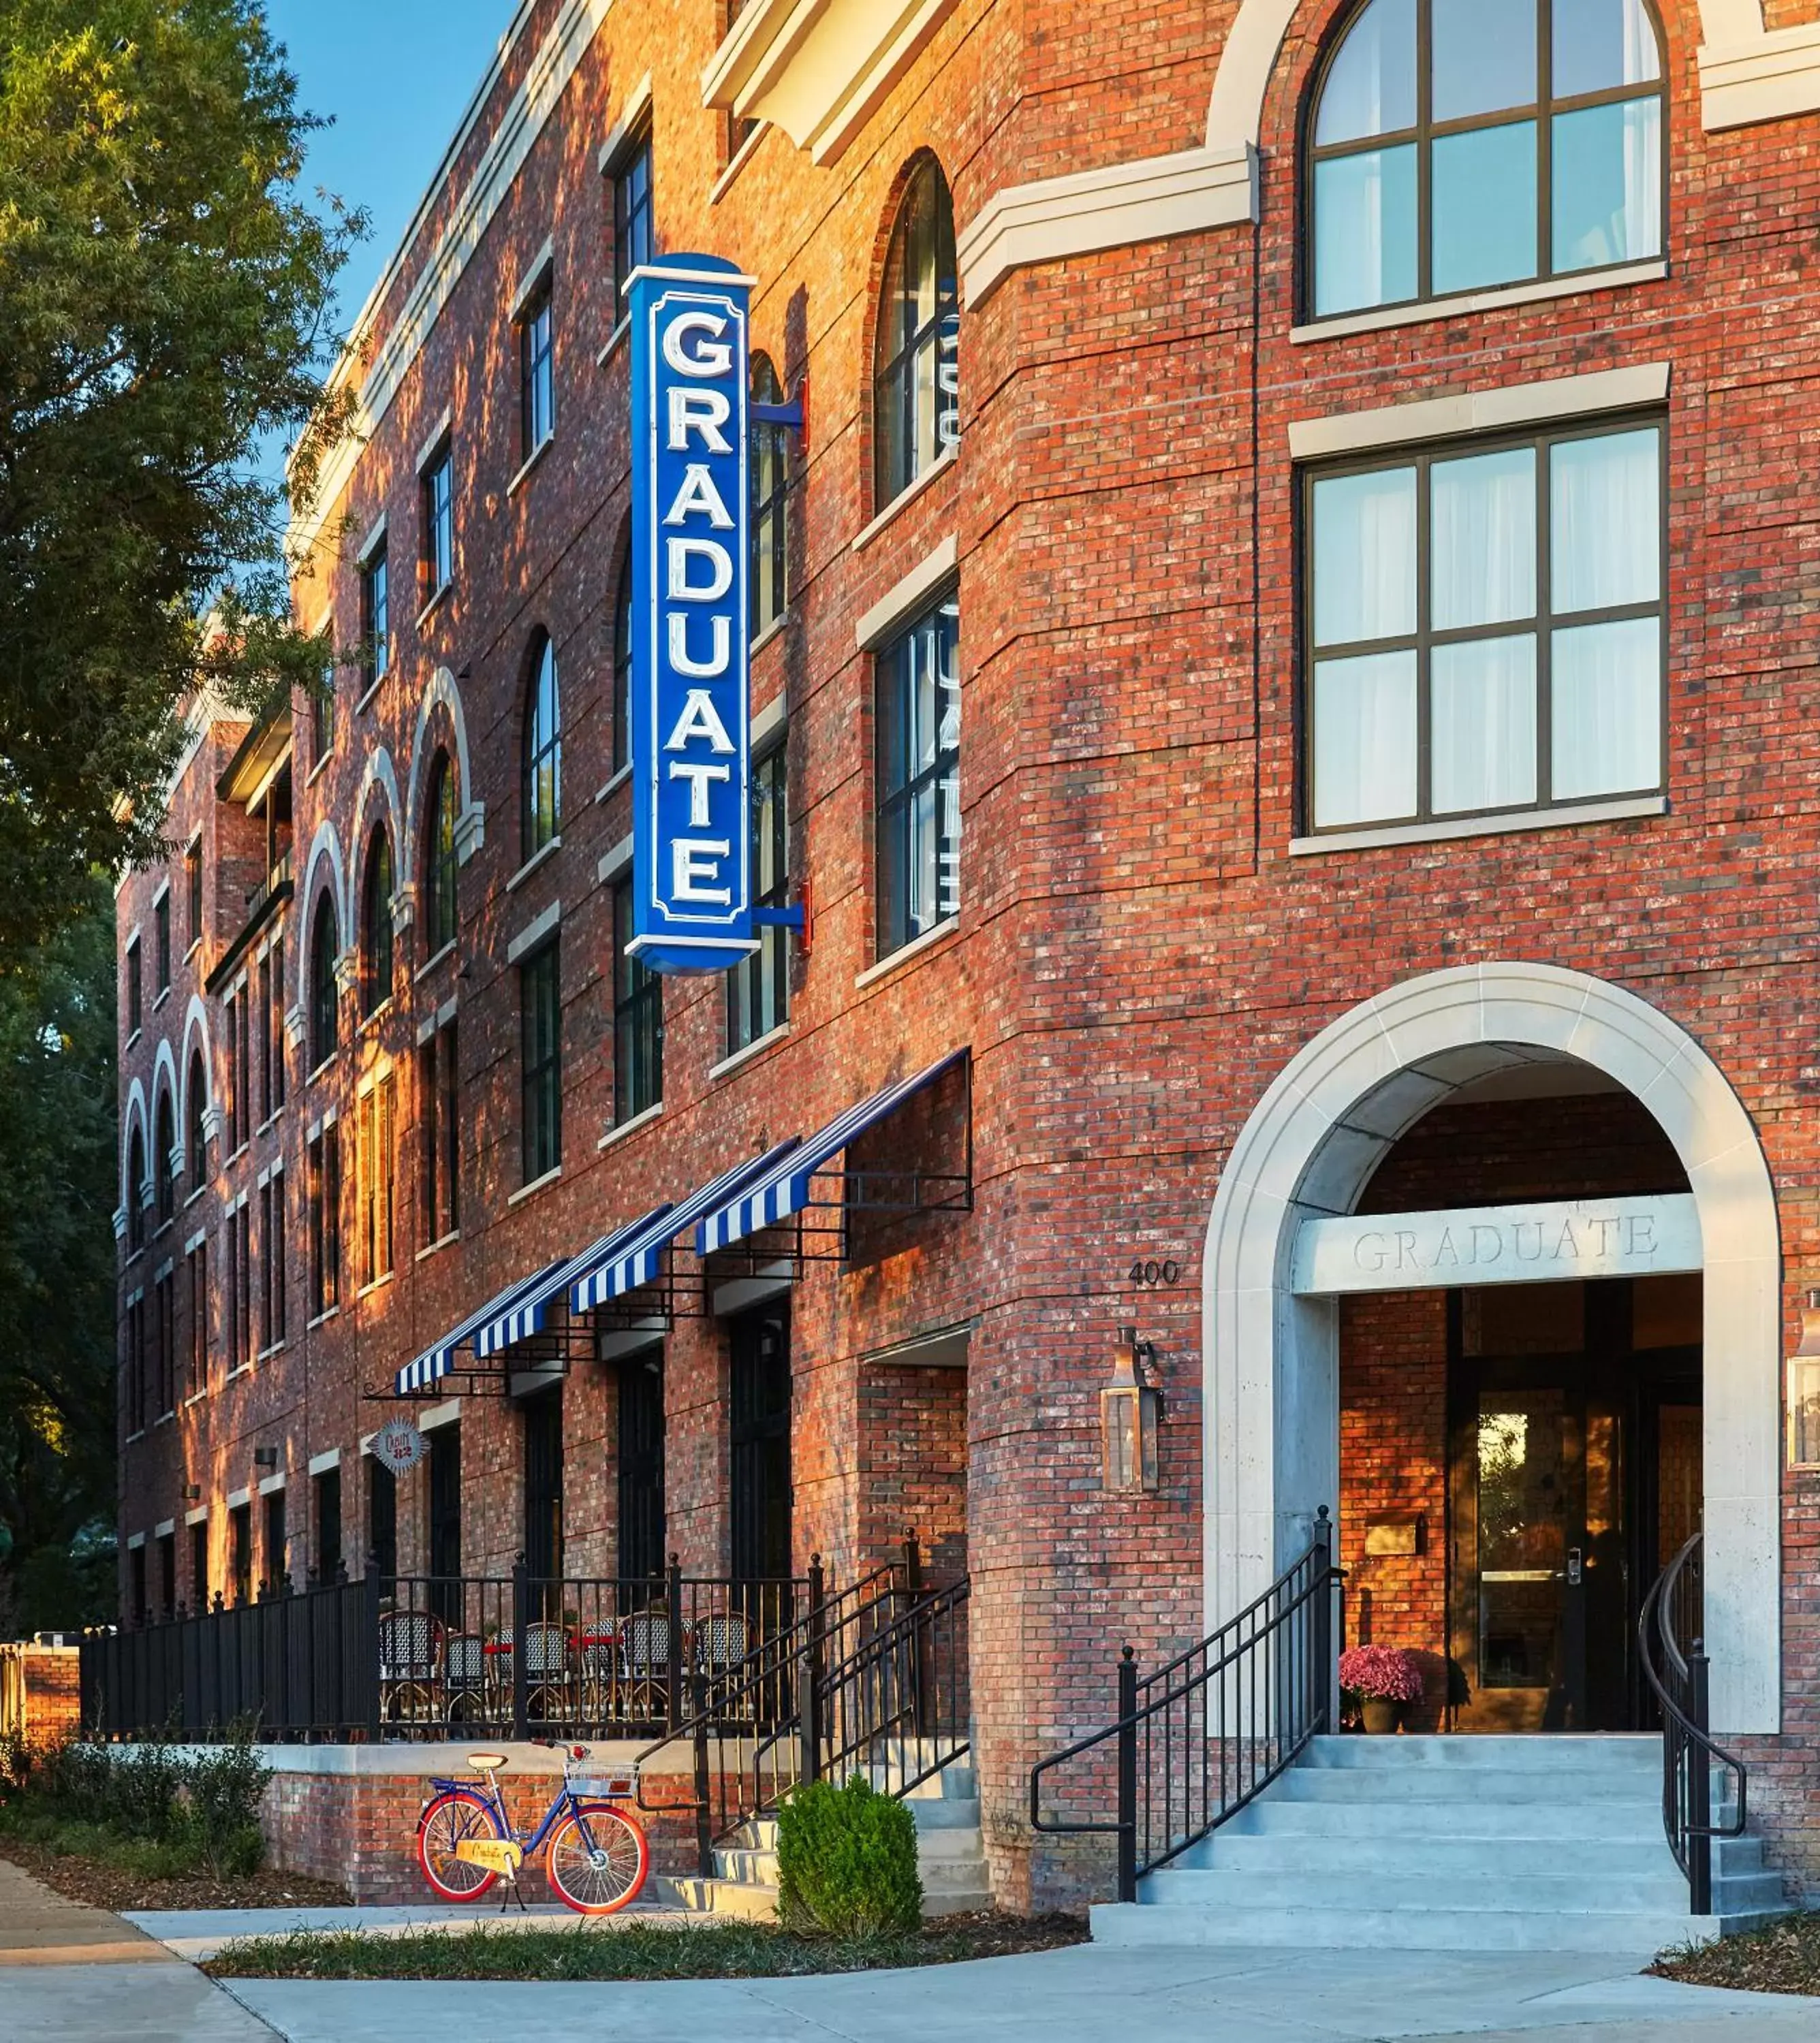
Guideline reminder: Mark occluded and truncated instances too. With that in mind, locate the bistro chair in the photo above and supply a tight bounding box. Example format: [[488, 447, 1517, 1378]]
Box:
[[616, 1609, 672, 1726], [693, 1611, 752, 1690], [378, 1609, 443, 1723], [441, 1631, 487, 1726], [576, 1624, 618, 1723], [521, 1619, 572, 1724]]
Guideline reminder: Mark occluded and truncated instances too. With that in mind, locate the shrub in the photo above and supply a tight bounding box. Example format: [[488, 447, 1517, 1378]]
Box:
[[181, 1722, 271, 1880], [0, 1732, 34, 1801], [776, 1775, 922, 1936], [1338, 1644, 1425, 1706]]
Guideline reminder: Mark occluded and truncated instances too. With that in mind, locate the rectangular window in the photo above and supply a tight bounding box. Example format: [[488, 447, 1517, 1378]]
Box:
[[185, 1237, 208, 1399], [611, 123, 653, 306], [362, 544, 390, 687], [1304, 421, 1665, 832], [257, 954, 272, 1124], [125, 1292, 146, 1434], [185, 839, 203, 952], [129, 1544, 147, 1628], [230, 1501, 252, 1606], [422, 441, 453, 595], [521, 941, 562, 1180], [260, 1175, 286, 1352], [154, 893, 171, 994], [359, 1076, 396, 1286], [233, 1203, 252, 1367], [727, 746, 789, 1054], [314, 1466, 342, 1586], [520, 284, 554, 457], [317, 653, 338, 762], [522, 1385, 563, 1584], [368, 1456, 397, 1580], [875, 592, 961, 957], [126, 938, 142, 1037], [612, 885, 661, 1124], [157, 1530, 176, 1622], [309, 1124, 340, 1318], [419, 1019, 459, 1244], [263, 1487, 287, 1596], [189, 1519, 208, 1613], [155, 1268, 175, 1417], [268, 946, 286, 1112]]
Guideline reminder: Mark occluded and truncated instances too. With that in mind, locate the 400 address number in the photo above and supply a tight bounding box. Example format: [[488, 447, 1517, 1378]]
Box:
[[1128, 1258, 1182, 1288]]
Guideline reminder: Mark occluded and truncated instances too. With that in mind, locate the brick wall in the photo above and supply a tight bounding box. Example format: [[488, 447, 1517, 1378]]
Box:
[[0, 1646, 82, 1748]]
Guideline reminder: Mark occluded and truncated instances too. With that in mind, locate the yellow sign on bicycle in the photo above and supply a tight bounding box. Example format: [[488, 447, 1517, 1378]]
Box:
[[453, 1837, 524, 1877]]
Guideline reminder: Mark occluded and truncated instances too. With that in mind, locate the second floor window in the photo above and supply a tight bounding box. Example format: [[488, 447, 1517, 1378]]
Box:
[[361, 545, 389, 688], [424, 750, 459, 956], [155, 1094, 175, 1229], [876, 592, 961, 956], [420, 1017, 460, 1245], [874, 157, 959, 508], [309, 898, 340, 1071], [521, 940, 562, 1182], [612, 121, 653, 304], [260, 1171, 287, 1351], [316, 652, 338, 763], [613, 884, 661, 1124], [360, 831, 394, 1017], [612, 556, 632, 775], [521, 283, 554, 456], [1304, 419, 1665, 832], [185, 1237, 207, 1399], [523, 635, 561, 859], [751, 355, 789, 636], [186, 1049, 208, 1195], [727, 746, 789, 1055], [358, 1076, 395, 1288], [154, 892, 171, 994], [125, 938, 142, 1037], [422, 441, 453, 595], [309, 1123, 341, 1319], [185, 838, 203, 951], [1308, 0, 1665, 320]]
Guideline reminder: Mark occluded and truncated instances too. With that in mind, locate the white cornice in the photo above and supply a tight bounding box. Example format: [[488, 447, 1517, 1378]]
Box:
[[1699, 22, 1820, 131]]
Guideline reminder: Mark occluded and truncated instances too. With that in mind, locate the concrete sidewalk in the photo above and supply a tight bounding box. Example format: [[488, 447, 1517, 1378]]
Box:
[[126, 1897, 696, 1963]]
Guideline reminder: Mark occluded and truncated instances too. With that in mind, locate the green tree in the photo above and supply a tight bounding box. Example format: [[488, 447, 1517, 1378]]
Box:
[[0, 878, 118, 1632], [0, 0, 360, 965]]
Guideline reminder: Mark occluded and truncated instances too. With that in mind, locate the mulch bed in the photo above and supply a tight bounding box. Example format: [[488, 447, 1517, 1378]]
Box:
[[0, 1835, 351, 1914], [203, 1911, 1090, 1981], [1651, 1912, 1820, 1997]]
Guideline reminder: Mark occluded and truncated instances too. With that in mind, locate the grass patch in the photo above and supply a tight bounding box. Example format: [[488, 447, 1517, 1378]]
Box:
[[1652, 1912, 1820, 1997], [203, 1914, 1090, 1982], [0, 1801, 214, 1881]]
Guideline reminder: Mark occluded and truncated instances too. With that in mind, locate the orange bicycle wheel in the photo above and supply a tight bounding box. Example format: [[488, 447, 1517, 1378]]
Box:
[[544, 1802, 649, 1915], [418, 1789, 502, 1901]]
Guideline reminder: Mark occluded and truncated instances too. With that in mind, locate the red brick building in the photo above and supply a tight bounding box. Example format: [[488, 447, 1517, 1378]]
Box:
[[113, 0, 1820, 1915]]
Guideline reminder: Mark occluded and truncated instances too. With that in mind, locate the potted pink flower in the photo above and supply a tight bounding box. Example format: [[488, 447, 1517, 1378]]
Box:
[[1339, 1645, 1424, 1734]]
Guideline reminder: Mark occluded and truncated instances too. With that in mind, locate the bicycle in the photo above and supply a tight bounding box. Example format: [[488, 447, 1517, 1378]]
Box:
[[415, 1740, 650, 1915]]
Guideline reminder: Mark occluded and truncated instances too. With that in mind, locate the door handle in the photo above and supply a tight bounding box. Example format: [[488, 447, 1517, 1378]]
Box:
[[1564, 1547, 1584, 1586]]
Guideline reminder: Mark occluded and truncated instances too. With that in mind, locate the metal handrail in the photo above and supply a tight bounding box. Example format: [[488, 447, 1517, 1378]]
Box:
[[817, 1575, 971, 1801], [1030, 1508, 1341, 1902], [1637, 1530, 1747, 1915]]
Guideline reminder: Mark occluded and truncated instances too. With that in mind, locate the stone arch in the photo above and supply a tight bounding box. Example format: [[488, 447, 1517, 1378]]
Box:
[[1207, 0, 1761, 155], [178, 996, 214, 1172], [1202, 961, 1780, 1734], [296, 821, 347, 1013], [349, 746, 403, 881], [150, 1041, 180, 1156], [403, 667, 475, 860], [121, 1078, 149, 1216]]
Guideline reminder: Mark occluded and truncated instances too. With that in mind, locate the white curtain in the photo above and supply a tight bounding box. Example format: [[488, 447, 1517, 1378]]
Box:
[[1313, 466, 1417, 646], [1315, 0, 1415, 146], [1431, 448, 1536, 630], [1551, 618, 1660, 799], [1432, 635, 1538, 814], [1313, 652, 1418, 827], [1551, 430, 1659, 614], [1314, 146, 1416, 316]]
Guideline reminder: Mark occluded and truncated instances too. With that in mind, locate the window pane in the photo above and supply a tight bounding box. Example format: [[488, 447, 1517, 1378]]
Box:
[[1316, 0, 1416, 144], [1552, 98, 1661, 272], [1431, 0, 1536, 121], [1550, 617, 1659, 799], [1550, 429, 1659, 613], [1313, 467, 1417, 646], [1552, 0, 1659, 98], [1432, 120, 1537, 294], [1432, 634, 1538, 812], [1431, 448, 1536, 630], [1313, 144, 1417, 315], [1313, 650, 1419, 827]]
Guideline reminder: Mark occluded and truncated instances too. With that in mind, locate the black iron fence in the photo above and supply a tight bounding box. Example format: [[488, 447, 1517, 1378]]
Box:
[[80, 1562, 809, 1744]]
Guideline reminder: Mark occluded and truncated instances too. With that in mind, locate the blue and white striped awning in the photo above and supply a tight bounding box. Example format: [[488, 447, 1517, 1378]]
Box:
[[393, 1260, 571, 1397], [473, 1204, 674, 1359], [696, 1049, 969, 1256], [569, 1143, 800, 1313]]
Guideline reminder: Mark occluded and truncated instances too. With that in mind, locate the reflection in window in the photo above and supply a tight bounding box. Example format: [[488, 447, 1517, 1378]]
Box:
[[1308, 0, 1663, 318], [751, 354, 789, 635], [1306, 422, 1663, 830], [875, 592, 961, 955], [874, 159, 960, 507], [727, 746, 789, 1054], [424, 751, 458, 957], [522, 634, 561, 857], [360, 831, 394, 1017]]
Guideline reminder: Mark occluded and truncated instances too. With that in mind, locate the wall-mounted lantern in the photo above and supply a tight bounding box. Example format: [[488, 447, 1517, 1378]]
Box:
[[1789, 1289, 1820, 1469], [251, 1446, 279, 1470], [1101, 1327, 1163, 1493], [180, 1484, 202, 1502]]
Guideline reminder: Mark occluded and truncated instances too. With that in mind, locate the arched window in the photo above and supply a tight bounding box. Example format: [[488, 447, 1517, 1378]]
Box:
[[360, 831, 394, 1017], [186, 1049, 208, 1195], [424, 752, 459, 957], [612, 560, 631, 775], [751, 354, 789, 636], [1307, 0, 1663, 321], [127, 1124, 146, 1253], [873, 158, 959, 509], [155, 1093, 175, 1228], [522, 633, 561, 859], [309, 895, 340, 1071]]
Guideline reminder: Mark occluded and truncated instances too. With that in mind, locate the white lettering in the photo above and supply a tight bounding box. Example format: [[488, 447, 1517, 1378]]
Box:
[[662, 310, 733, 379], [668, 536, 734, 603], [663, 464, 736, 529], [668, 386, 733, 454], [1589, 1216, 1620, 1257], [1353, 1233, 1387, 1273], [1470, 1224, 1502, 1265], [669, 760, 732, 827], [1554, 1220, 1580, 1261], [1395, 1230, 1417, 1271], [668, 612, 732, 678], [665, 690, 736, 755], [1434, 1228, 1460, 1268], [1627, 1214, 1657, 1256], [673, 838, 732, 904], [1513, 1222, 1544, 1263]]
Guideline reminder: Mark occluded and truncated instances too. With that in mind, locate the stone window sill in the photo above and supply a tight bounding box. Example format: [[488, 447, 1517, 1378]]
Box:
[[507, 435, 554, 498], [415, 581, 453, 632], [1289, 260, 1668, 345], [851, 444, 958, 555], [506, 837, 561, 893], [710, 1022, 789, 1082], [1289, 795, 1667, 858], [856, 915, 960, 989], [510, 1164, 563, 1206], [598, 1102, 663, 1152]]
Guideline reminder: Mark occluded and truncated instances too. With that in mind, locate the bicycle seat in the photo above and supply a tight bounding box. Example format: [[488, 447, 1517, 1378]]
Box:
[[466, 1752, 508, 1773]]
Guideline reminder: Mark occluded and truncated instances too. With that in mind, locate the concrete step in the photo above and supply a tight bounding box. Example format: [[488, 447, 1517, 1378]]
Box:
[[1221, 1796, 1663, 1841], [1304, 1735, 1661, 1771], [1092, 1901, 1735, 1954], [1142, 1867, 1693, 1913], [1265, 1767, 1657, 1803], [1179, 1831, 1708, 1881]]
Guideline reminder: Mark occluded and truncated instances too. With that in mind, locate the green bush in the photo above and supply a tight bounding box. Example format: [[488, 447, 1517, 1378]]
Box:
[[776, 1775, 922, 1936], [181, 1724, 271, 1880]]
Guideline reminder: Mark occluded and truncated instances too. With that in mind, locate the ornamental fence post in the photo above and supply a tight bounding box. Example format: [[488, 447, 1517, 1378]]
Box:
[[511, 1553, 529, 1742], [1115, 1646, 1139, 1905]]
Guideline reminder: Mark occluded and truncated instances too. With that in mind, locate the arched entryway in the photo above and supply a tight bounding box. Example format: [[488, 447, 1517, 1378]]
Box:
[[1201, 963, 1780, 1735]]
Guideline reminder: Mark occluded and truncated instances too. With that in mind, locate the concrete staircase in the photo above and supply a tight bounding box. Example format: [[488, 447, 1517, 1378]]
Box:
[[1093, 1735, 1789, 1954], [660, 1754, 989, 1921]]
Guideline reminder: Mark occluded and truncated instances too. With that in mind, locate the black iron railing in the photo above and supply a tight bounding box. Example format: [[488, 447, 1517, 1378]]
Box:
[[1638, 1530, 1747, 1915], [1030, 1508, 1341, 1902], [636, 1543, 972, 1877]]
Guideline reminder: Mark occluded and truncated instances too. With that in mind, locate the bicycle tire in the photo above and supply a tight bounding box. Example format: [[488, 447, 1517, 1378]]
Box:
[[544, 1802, 650, 1915], [417, 1788, 503, 1901]]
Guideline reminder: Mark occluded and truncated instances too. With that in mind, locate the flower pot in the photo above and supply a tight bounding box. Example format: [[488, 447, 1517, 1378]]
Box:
[[1360, 1695, 1403, 1735]]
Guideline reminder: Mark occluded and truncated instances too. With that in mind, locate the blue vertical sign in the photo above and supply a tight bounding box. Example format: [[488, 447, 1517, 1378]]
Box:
[[629, 254, 758, 976]]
